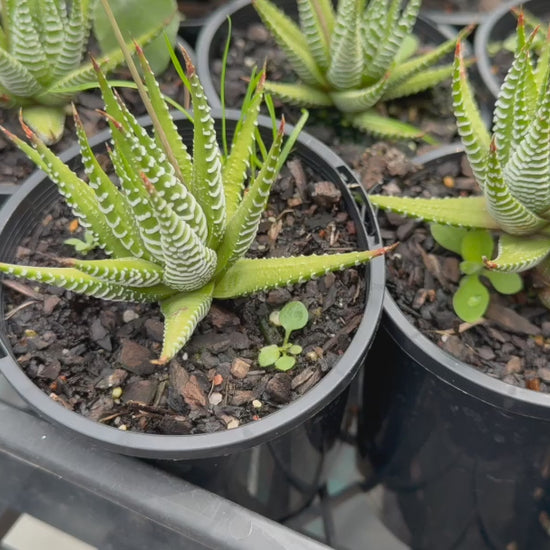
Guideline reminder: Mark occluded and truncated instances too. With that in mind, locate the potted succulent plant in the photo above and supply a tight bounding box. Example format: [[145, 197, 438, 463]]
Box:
[[475, 0, 550, 99], [0, 0, 171, 144], [0, 0, 388, 521], [196, 0, 470, 145], [357, 17, 550, 549]]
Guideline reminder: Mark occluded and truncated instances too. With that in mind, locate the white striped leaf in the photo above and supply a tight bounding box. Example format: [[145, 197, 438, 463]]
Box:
[[452, 41, 491, 190], [327, 0, 363, 90], [484, 141, 547, 235], [484, 233, 550, 273]]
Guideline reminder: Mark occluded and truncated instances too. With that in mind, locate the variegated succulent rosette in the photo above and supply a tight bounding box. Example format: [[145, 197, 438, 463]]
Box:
[[0, 0, 170, 143], [252, 0, 471, 142], [370, 13, 550, 322], [0, 37, 391, 365]]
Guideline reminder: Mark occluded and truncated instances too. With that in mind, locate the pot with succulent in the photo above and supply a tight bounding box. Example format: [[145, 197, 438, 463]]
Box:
[[196, 0, 477, 148], [0, 0, 388, 521], [357, 17, 550, 550], [0, 0, 173, 145], [475, 0, 550, 100]]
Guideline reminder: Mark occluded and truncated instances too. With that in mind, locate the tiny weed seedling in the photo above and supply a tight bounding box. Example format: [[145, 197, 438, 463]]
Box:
[[430, 225, 522, 322], [258, 301, 309, 371]]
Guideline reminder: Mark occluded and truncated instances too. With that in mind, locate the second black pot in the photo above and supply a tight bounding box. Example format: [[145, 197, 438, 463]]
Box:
[[475, 0, 550, 100], [358, 145, 550, 549], [0, 109, 385, 521]]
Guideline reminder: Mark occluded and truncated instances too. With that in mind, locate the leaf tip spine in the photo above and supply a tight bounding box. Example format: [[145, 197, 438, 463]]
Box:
[[180, 45, 195, 76], [18, 110, 37, 142]]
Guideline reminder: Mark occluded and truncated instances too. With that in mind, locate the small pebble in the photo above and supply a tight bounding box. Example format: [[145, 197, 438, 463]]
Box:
[[123, 309, 139, 323], [230, 357, 251, 379], [209, 392, 223, 406]]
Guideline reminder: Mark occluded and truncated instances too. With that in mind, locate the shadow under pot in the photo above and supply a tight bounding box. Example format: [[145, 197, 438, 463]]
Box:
[[0, 109, 385, 522], [357, 144, 550, 550], [474, 0, 550, 100]]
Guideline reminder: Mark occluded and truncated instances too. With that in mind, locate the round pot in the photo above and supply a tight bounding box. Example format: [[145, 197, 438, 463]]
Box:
[[357, 144, 550, 549], [178, 0, 231, 46], [0, 109, 385, 520], [475, 0, 550, 100], [196, 0, 462, 110], [420, 1, 502, 27]]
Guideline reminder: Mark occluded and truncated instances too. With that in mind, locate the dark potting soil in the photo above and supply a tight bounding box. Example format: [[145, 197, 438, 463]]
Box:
[[210, 23, 459, 150], [359, 144, 550, 394], [2, 156, 367, 434]]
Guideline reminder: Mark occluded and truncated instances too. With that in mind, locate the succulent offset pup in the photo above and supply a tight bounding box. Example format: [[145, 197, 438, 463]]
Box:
[[0, 41, 392, 364], [252, 0, 469, 141], [370, 14, 550, 322], [0, 0, 171, 144]]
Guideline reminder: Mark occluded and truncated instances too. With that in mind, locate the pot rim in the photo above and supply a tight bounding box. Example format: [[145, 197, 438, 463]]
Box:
[[0, 108, 386, 458], [383, 143, 550, 419], [474, 0, 545, 100]]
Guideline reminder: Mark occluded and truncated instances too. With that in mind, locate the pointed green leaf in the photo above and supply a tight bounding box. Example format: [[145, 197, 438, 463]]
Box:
[[143, 177, 218, 292], [222, 75, 266, 219], [484, 140, 547, 235], [492, 33, 538, 165], [213, 247, 391, 299], [135, 43, 194, 188], [159, 283, 214, 363], [64, 257, 164, 287], [503, 77, 550, 215], [215, 123, 284, 274], [253, 0, 327, 87], [385, 62, 456, 101], [327, 0, 363, 90], [50, 23, 166, 98], [9, 0, 49, 85], [72, 107, 149, 259], [452, 41, 490, 189], [0, 47, 41, 98], [365, 0, 421, 83], [18, 123, 137, 258], [187, 62, 226, 249], [263, 80, 332, 108], [370, 195, 501, 229], [348, 109, 433, 142], [330, 77, 389, 113], [0, 262, 175, 302], [297, 0, 333, 72], [484, 233, 550, 272]]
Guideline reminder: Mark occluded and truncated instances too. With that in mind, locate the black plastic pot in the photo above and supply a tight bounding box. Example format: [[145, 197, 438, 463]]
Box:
[[357, 144, 550, 550], [420, 4, 495, 27], [0, 109, 385, 521], [196, 0, 461, 110], [475, 0, 550, 100]]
